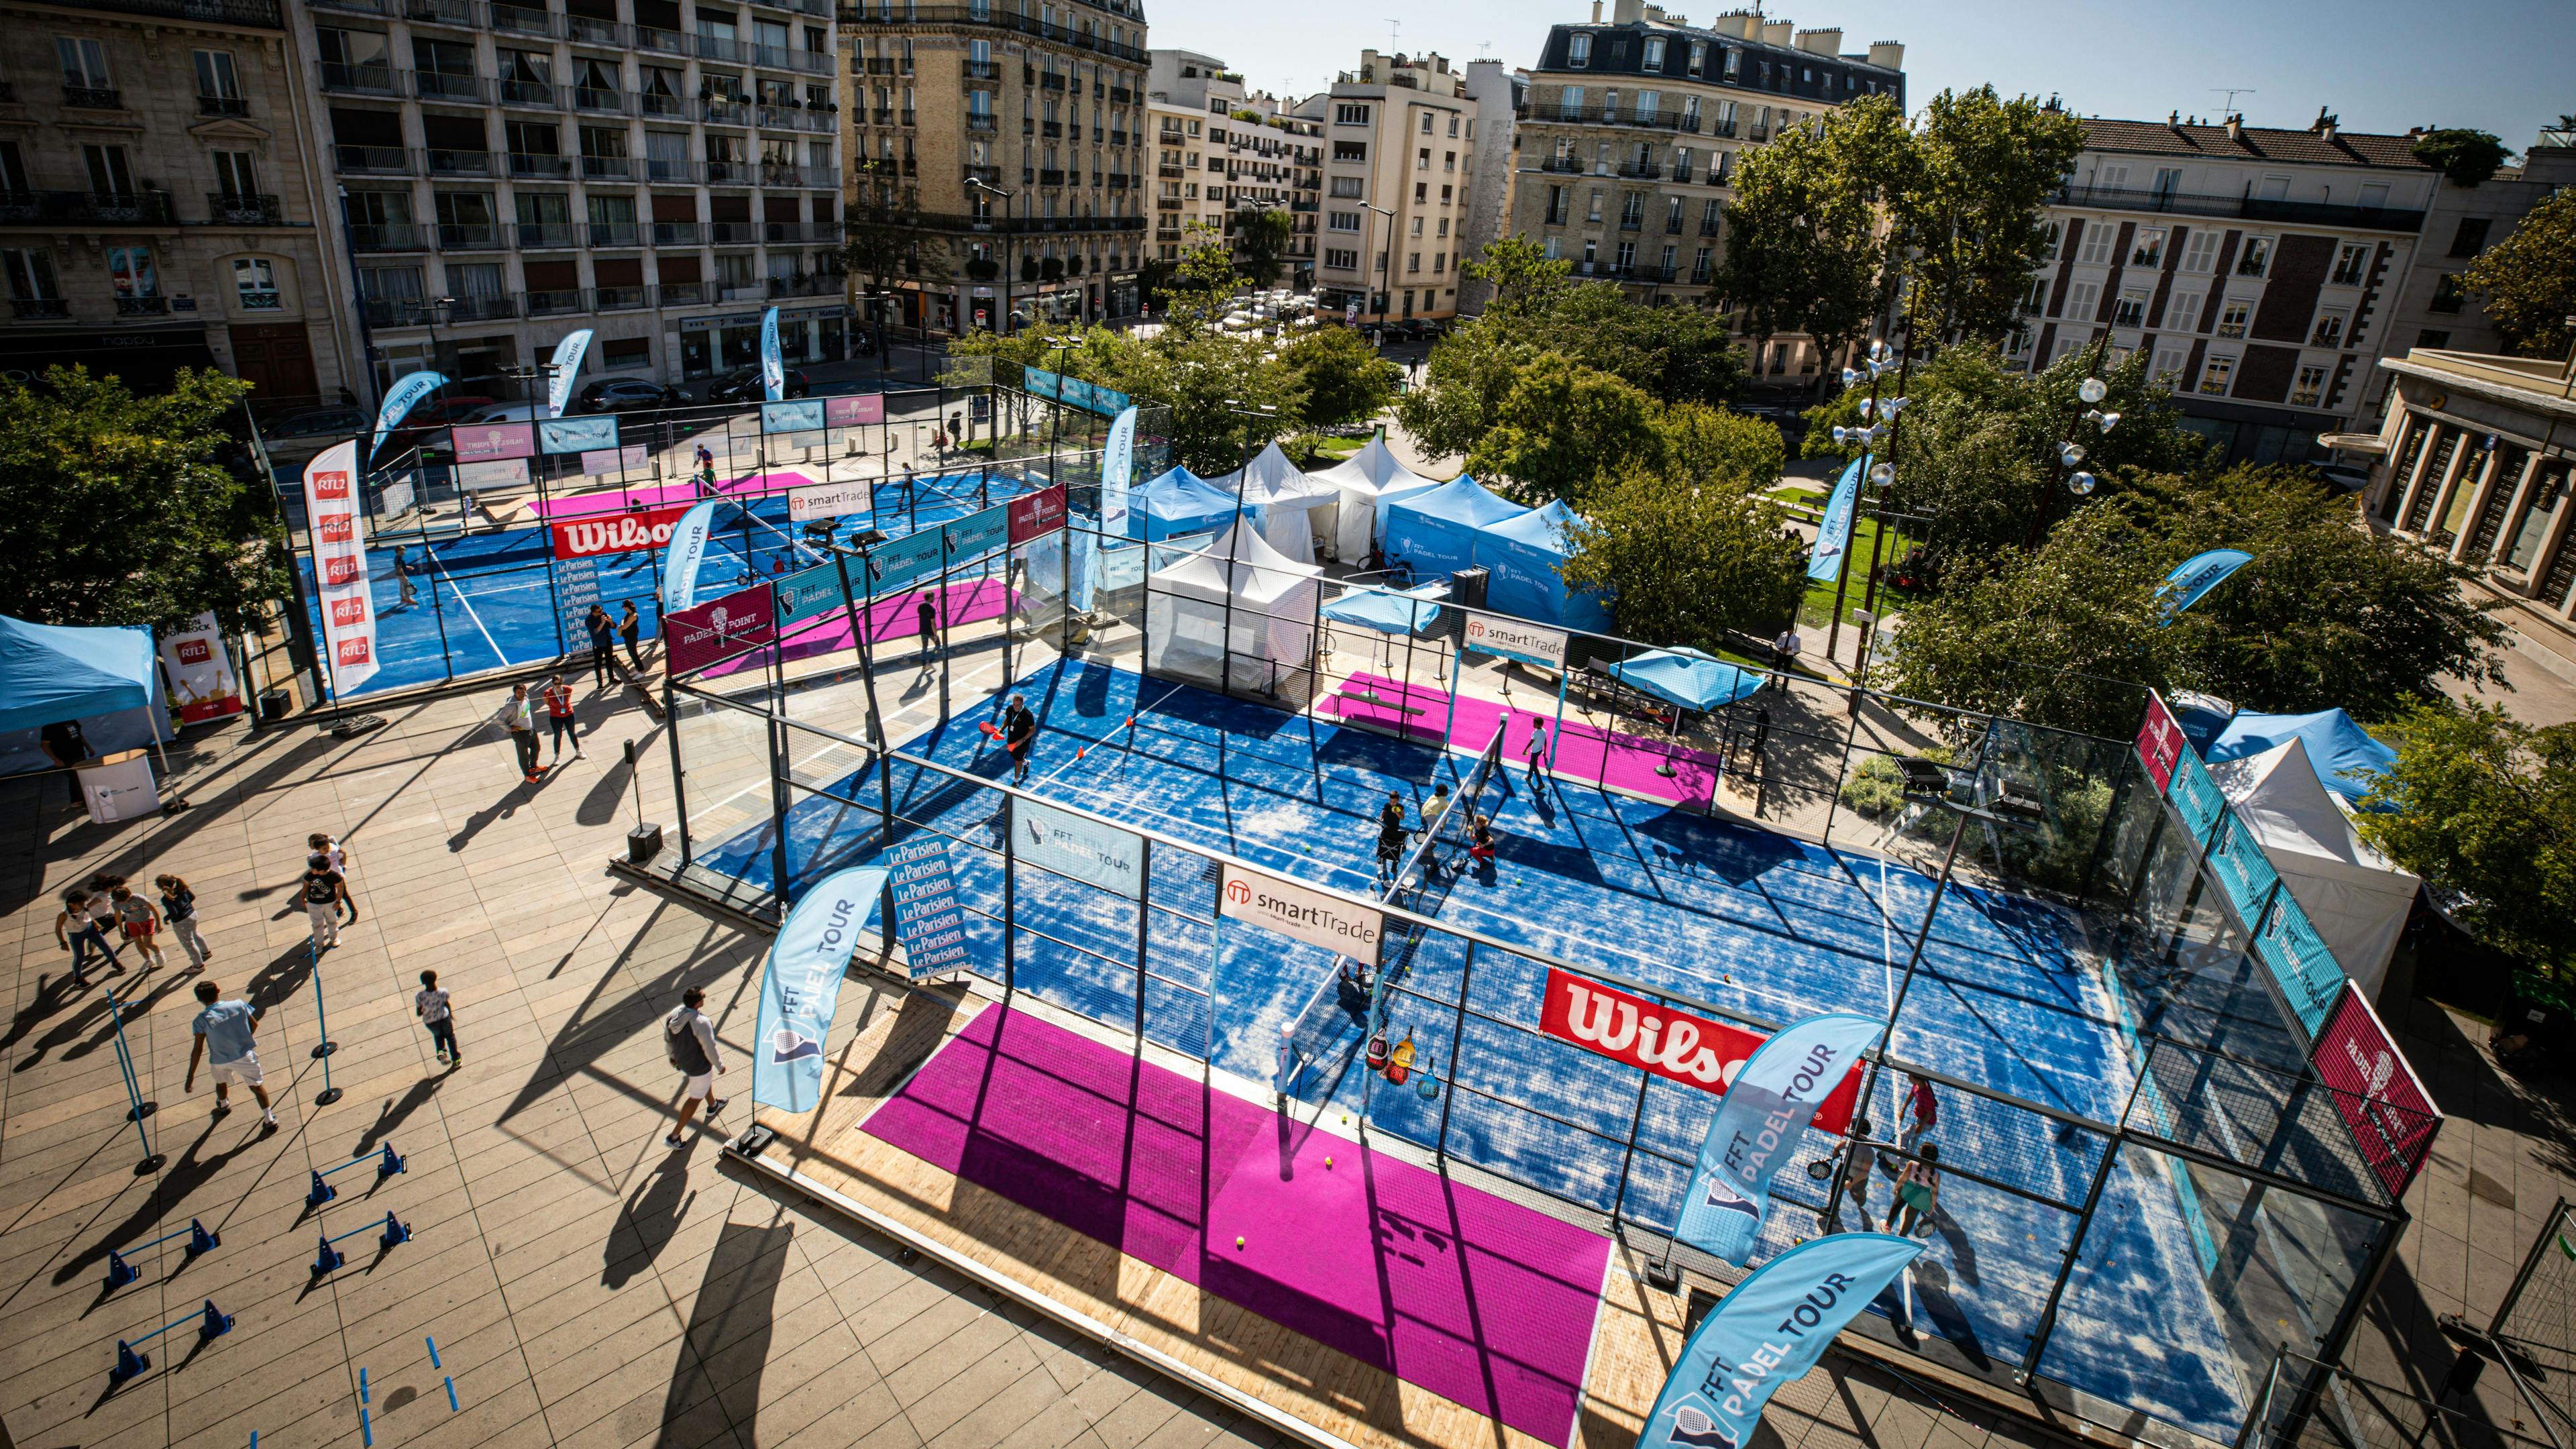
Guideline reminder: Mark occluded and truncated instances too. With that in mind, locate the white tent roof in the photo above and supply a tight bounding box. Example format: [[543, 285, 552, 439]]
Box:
[[1307, 435, 1438, 498], [2210, 737, 2420, 1001], [1149, 518, 1320, 607], [1206, 440, 1337, 510]]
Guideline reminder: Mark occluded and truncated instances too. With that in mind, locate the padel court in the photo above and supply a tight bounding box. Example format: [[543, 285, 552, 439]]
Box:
[[691, 657, 2324, 1438]]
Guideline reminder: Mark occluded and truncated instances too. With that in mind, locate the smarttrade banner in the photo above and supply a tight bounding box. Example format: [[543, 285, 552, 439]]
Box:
[[368, 369, 447, 462], [1806, 456, 1864, 584], [1638, 1234, 1925, 1449], [661, 501, 720, 615], [751, 863, 890, 1114], [1676, 1012, 1883, 1265]]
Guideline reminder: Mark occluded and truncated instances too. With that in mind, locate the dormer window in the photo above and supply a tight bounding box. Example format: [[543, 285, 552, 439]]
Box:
[[1567, 32, 1591, 67]]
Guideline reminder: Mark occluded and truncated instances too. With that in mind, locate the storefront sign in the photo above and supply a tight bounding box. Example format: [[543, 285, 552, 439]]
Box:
[[537, 415, 619, 455], [1462, 615, 1568, 671], [451, 421, 534, 463], [1218, 863, 1382, 965], [663, 582, 775, 674], [550, 504, 690, 560], [1538, 969, 1862, 1127], [1007, 484, 1068, 545]]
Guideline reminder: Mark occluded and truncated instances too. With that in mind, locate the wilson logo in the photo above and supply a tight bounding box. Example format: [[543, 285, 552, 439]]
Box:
[[551, 506, 686, 559]]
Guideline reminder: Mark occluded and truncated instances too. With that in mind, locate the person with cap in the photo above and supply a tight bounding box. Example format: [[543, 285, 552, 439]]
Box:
[[1002, 694, 1037, 784]]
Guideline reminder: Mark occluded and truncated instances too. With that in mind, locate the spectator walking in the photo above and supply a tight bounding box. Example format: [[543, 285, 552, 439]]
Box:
[[1375, 791, 1407, 889], [1837, 1118, 1876, 1231], [663, 987, 726, 1147], [916, 594, 939, 667], [186, 981, 278, 1128], [53, 889, 120, 983], [1524, 717, 1550, 790], [1770, 626, 1803, 688], [1892, 1143, 1941, 1237], [494, 684, 541, 783], [307, 831, 354, 920], [110, 885, 166, 971], [416, 969, 460, 1066], [1002, 694, 1036, 784], [301, 852, 349, 952], [619, 600, 647, 674], [542, 674, 583, 763], [584, 604, 623, 688], [1901, 1072, 1938, 1151], [155, 874, 213, 967], [392, 546, 419, 608]]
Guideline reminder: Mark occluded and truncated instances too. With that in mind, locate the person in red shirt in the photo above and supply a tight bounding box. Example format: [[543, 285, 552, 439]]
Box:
[[541, 673, 583, 765], [1902, 1072, 1938, 1151]]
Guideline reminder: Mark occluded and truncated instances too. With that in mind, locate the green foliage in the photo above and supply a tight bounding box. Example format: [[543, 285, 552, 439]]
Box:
[[1234, 207, 1294, 287], [2357, 701, 2576, 975], [1896, 88, 2088, 344], [1837, 753, 1913, 820], [0, 366, 288, 635], [1542, 286, 1749, 409], [1281, 325, 1401, 430], [1155, 220, 1244, 339], [1465, 355, 1665, 503], [1560, 457, 1806, 647], [1393, 319, 1528, 462], [1660, 403, 1786, 487], [1717, 95, 1911, 374], [2462, 186, 2576, 358], [2411, 128, 2511, 187], [1460, 235, 1574, 319]]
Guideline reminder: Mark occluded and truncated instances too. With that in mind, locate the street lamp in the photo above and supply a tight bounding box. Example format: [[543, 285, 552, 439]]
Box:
[[2025, 356, 2114, 547], [1361, 202, 1395, 345], [965, 176, 1015, 336], [1823, 337, 1904, 663]]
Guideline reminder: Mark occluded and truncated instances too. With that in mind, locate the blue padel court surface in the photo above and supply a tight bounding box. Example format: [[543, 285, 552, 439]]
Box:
[[300, 470, 1020, 697], [700, 659, 2247, 1435]]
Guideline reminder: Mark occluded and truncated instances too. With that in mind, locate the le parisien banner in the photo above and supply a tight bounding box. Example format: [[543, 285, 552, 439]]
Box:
[[1540, 969, 1862, 1132]]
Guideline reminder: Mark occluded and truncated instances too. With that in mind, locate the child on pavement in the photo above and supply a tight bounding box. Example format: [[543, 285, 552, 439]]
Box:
[[109, 885, 166, 971], [156, 874, 214, 967], [416, 969, 460, 1066]]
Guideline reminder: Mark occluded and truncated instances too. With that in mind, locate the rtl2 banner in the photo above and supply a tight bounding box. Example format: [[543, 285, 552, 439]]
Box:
[[300, 439, 378, 693], [158, 612, 244, 722]]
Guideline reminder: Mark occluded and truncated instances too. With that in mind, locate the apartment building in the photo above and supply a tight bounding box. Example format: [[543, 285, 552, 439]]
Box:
[[2020, 111, 2440, 466], [2377, 121, 2576, 373], [843, 0, 1146, 335], [1506, 0, 1904, 372], [0, 0, 362, 407], [1452, 58, 1519, 315], [1145, 50, 1319, 286], [1293, 48, 1486, 327]]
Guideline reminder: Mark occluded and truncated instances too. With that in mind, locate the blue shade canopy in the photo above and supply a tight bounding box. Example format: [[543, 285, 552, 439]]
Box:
[[2204, 708, 2399, 806], [1605, 647, 1764, 712], [1130, 466, 1248, 541], [1383, 474, 1527, 581], [1480, 499, 1613, 631], [1319, 582, 1446, 635], [0, 616, 159, 733]]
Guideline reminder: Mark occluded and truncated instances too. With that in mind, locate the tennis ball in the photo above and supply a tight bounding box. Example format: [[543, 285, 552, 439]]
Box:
[[1324, 1156, 1334, 1167], [1235, 1236, 1245, 1248]]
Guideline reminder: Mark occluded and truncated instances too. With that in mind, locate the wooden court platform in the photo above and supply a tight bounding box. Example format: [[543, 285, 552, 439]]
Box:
[[727, 976, 1703, 1449]]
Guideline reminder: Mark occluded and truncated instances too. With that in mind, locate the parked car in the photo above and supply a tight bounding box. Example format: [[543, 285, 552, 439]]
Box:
[[384, 394, 499, 453], [458, 402, 543, 425], [257, 404, 370, 469], [705, 366, 810, 403], [574, 379, 686, 415]]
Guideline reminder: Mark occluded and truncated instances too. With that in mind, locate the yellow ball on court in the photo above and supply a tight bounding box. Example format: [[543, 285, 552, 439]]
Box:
[[1235, 1236, 1245, 1248]]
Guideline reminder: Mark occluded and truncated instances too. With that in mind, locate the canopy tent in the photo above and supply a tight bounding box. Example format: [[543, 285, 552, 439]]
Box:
[[1319, 582, 1447, 635], [2202, 708, 2398, 807], [1605, 647, 1765, 712], [1308, 435, 1439, 561], [1146, 520, 1324, 696], [2209, 738, 2419, 1001], [1383, 475, 1526, 584], [1205, 441, 1336, 565], [1481, 499, 1613, 633], [0, 615, 175, 779], [1130, 466, 1248, 542]]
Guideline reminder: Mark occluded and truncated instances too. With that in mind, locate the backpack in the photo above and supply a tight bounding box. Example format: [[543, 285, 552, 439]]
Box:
[[303, 872, 337, 905], [665, 1011, 711, 1075]]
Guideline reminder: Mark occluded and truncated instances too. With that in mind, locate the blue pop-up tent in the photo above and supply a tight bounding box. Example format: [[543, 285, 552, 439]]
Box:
[[0, 615, 175, 778], [1383, 474, 1525, 582], [1320, 582, 1447, 635], [1605, 647, 1764, 712], [1130, 466, 1248, 542], [2204, 708, 2398, 806], [1480, 499, 1611, 632]]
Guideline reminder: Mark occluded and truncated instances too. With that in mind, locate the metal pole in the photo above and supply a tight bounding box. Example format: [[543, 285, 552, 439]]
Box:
[[1607, 1053, 1655, 1228], [665, 675, 692, 865], [2019, 1059, 2151, 1380], [101, 983, 160, 1172], [1824, 350, 1884, 661], [1435, 941, 1473, 1158], [829, 547, 898, 843], [1849, 808, 1971, 1127], [1000, 792, 1016, 998], [1134, 837, 1152, 1046], [2275, 1216, 2408, 1444]]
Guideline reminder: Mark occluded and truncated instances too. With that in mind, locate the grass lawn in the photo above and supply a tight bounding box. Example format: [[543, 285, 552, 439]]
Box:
[[1302, 435, 1368, 463], [1796, 513, 1915, 631]]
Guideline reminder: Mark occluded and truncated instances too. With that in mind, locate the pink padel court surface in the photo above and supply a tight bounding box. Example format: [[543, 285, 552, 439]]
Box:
[[1323, 672, 1725, 810], [859, 1006, 1613, 1444]]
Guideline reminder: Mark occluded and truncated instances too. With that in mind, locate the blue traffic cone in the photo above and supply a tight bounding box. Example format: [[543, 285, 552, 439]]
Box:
[[312, 1233, 343, 1276], [187, 1220, 219, 1257], [198, 1299, 233, 1341], [376, 1143, 405, 1179], [111, 1340, 149, 1385], [104, 1249, 140, 1291], [306, 1170, 335, 1209], [380, 1213, 411, 1249]]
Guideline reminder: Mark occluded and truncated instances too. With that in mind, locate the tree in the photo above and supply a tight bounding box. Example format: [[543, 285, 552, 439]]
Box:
[[1466, 355, 1666, 504], [1281, 325, 1401, 430], [1393, 319, 1532, 462], [1234, 207, 1293, 287], [838, 202, 951, 329], [0, 366, 288, 635], [1716, 97, 1902, 387], [1542, 285, 1749, 409], [2357, 702, 2576, 978], [1561, 462, 1807, 649], [1153, 219, 1242, 339], [2463, 186, 2576, 358], [1460, 235, 1573, 321], [2411, 128, 2511, 188], [1660, 402, 1786, 486], [1895, 88, 2086, 346]]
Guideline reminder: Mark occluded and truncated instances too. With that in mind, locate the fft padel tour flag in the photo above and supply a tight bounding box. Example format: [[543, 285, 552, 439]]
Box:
[[1806, 456, 1864, 583], [300, 439, 378, 694], [660, 500, 720, 616], [751, 864, 890, 1114], [1677, 1012, 1880, 1265]]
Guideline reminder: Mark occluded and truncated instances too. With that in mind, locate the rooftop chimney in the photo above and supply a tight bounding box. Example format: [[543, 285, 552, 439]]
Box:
[[1591, 0, 1602, 19], [2224, 113, 2243, 141], [1865, 40, 1903, 69], [2312, 105, 2339, 138], [1761, 19, 1793, 46], [1794, 26, 1840, 54]]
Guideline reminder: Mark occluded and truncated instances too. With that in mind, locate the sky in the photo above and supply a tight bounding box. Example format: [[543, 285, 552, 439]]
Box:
[[1152, 0, 2575, 150]]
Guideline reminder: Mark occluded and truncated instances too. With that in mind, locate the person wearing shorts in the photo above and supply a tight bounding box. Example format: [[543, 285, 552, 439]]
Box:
[[186, 981, 278, 1128], [156, 874, 213, 967], [663, 987, 727, 1147], [301, 853, 348, 951], [110, 885, 166, 971], [1002, 694, 1036, 785], [1375, 792, 1407, 889], [309, 832, 356, 921]]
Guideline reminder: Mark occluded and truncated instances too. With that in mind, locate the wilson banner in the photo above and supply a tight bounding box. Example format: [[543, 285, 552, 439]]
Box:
[[550, 505, 690, 560], [1539, 969, 1861, 1128]]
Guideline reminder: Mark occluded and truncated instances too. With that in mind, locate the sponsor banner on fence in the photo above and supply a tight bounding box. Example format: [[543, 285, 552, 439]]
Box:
[[451, 421, 534, 464], [1022, 366, 1131, 417], [1540, 969, 1862, 1126], [1462, 614, 1568, 671], [556, 554, 602, 610], [1008, 483, 1069, 545], [2311, 985, 2443, 1200], [301, 439, 378, 692], [1219, 863, 1383, 964], [1012, 796, 1142, 897], [774, 559, 851, 629], [2255, 890, 2344, 1040], [1101, 405, 1136, 537], [826, 394, 884, 427], [945, 501, 1013, 566], [762, 398, 826, 434], [751, 863, 889, 1114], [863, 525, 943, 597], [2206, 812, 2283, 924], [2136, 692, 2184, 794], [158, 612, 243, 723], [550, 504, 690, 560], [459, 456, 531, 489], [887, 837, 971, 981], [788, 478, 872, 522], [662, 501, 720, 614], [1676, 1011, 1883, 1265], [2169, 747, 2227, 844], [538, 415, 619, 455], [663, 582, 775, 674], [580, 444, 651, 476]]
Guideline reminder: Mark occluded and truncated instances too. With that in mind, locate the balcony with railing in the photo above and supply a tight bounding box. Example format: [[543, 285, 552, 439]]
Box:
[[488, 2, 561, 35], [585, 221, 642, 247], [350, 223, 429, 251], [0, 191, 178, 225], [498, 78, 564, 109], [1535, 156, 1583, 174], [2049, 181, 2428, 232], [62, 85, 125, 109], [335, 145, 416, 175], [694, 32, 747, 62], [198, 93, 249, 118], [413, 70, 488, 103], [764, 221, 837, 243], [763, 164, 836, 188], [435, 222, 503, 249], [639, 91, 693, 120], [579, 154, 634, 180], [834, 4, 1146, 62], [639, 25, 688, 55], [965, 112, 998, 132], [659, 280, 710, 305], [757, 104, 833, 132], [508, 152, 576, 179], [710, 220, 759, 244], [449, 292, 519, 321], [651, 221, 704, 245], [704, 98, 751, 126], [595, 285, 649, 310], [568, 15, 630, 46], [642, 158, 706, 183], [765, 273, 840, 298], [114, 294, 170, 315], [706, 160, 757, 185], [572, 87, 633, 115], [514, 221, 578, 248], [318, 62, 400, 97], [9, 297, 69, 319], [527, 287, 584, 315], [1617, 160, 1663, 179], [402, 0, 478, 25], [207, 192, 283, 225], [751, 44, 831, 75]]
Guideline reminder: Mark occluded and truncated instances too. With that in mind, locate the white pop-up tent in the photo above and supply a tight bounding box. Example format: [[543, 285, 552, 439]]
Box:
[[2208, 737, 2420, 1002], [1306, 434, 1438, 562], [1204, 441, 1338, 564], [1146, 519, 1323, 696]]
